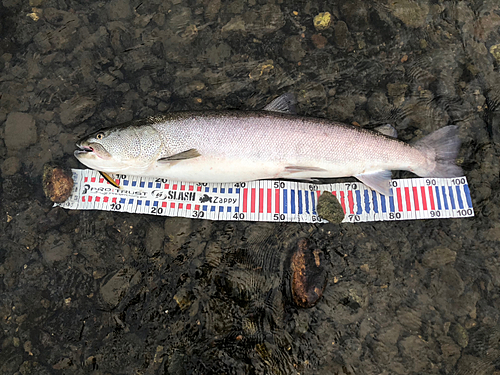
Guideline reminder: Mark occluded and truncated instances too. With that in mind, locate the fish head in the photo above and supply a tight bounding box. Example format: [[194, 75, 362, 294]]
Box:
[[74, 125, 162, 173]]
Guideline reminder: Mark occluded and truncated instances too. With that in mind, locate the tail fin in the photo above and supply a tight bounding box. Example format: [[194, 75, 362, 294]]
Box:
[[413, 125, 463, 177]]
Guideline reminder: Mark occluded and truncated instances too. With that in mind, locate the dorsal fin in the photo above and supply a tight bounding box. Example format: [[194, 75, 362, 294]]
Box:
[[374, 124, 398, 138], [263, 93, 297, 114]]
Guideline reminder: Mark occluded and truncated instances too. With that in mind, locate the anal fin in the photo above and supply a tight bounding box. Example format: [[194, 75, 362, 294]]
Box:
[[285, 166, 327, 173], [355, 170, 392, 196]]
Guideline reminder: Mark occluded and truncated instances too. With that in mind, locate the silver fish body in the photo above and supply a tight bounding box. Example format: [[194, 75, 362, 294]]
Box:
[[75, 95, 462, 195]]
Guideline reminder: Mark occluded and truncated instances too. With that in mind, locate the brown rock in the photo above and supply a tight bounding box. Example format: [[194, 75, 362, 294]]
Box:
[[42, 164, 74, 203], [290, 238, 327, 308]]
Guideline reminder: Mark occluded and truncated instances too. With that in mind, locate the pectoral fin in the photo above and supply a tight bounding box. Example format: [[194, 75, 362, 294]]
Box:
[[99, 171, 121, 189], [355, 170, 392, 196], [158, 149, 201, 163]]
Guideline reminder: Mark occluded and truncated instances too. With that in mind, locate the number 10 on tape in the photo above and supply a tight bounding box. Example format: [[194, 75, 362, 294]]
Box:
[[56, 169, 474, 223]]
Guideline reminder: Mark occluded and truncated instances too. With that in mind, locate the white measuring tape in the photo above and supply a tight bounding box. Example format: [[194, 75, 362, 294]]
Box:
[[56, 169, 474, 223]]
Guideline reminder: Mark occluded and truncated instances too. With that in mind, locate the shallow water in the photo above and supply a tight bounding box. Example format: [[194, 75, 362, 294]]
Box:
[[1, 0, 500, 374]]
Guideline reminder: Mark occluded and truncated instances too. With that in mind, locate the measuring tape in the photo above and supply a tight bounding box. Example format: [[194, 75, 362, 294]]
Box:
[[56, 169, 474, 223]]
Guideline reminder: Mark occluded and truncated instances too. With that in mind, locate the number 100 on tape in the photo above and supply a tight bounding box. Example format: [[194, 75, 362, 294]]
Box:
[[56, 169, 474, 223]]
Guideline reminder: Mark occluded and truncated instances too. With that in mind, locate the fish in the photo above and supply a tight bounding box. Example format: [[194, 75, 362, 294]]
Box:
[[74, 93, 463, 195]]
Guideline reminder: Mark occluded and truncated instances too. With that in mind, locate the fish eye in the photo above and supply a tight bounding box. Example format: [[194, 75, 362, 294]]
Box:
[[95, 133, 104, 140]]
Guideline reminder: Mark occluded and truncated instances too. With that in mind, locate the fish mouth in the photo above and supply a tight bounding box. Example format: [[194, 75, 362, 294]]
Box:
[[75, 144, 94, 153]]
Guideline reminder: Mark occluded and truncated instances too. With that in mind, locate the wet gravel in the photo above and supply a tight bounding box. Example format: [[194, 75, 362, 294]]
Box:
[[1, 0, 500, 374]]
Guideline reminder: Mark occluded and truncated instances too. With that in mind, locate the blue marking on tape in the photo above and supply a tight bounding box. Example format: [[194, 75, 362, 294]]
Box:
[[156, 183, 161, 188], [298, 190, 303, 214], [464, 185, 472, 208], [355, 190, 362, 215], [132, 181, 137, 187], [304, 191, 309, 214], [212, 188, 217, 193], [235, 207, 239, 212], [283, 189, 288, 214], [153, 201, 158, 207], [148, 182, 153, 188], [364, 190, 370, 214], [228, 188, 233, 194], [123, 180, 129, 186], [389, 193, 395, 213], [203, 205, 207, 211], [441, 186, 449, 209], [435, 186, 442, 210], [455, 186, 464, 209], [291, 190, 296, 214], [311, 192, 316, 215], [205, 187, 209, 193], [120, 198, 125, 204], [372, 191, 378, 213], [448, 186, 456, 209], [227, 207, 232, 212], [236, 188, 240, 194], [221, 188, 225, 194], [140, 181, 145, 188], [211, 206, 216, 212], [219, 206, 224, 212], [137, 200, 142, 205], [128, 199, 133, 204], [381, 194, 386, 213], [146, 200, 150, 206]]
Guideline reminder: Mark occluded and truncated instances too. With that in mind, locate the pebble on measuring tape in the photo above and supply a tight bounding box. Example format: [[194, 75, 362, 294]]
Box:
[[317, 191, 345, 223]]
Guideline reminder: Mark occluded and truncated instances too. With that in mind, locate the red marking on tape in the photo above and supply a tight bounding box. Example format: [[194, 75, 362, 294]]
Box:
[[96, 196, 101, 202], [197, 186, 202, 192], [88, 196, 93, 202], [186, 204, 191, 210], [181, 185, 185, 191], [162, 202, 167, 208], [396, 188, 403, 211], [115, 179, 120, 185], [91, 177, 96, 183], [195, 204, 200, 210], [104, 196, 109, 203], [339, 191, 346, 213], [170, 202, 175, 208], [275, 189, 280, 213], [251, 188, 256, 213], [267, 188, 272, 213], [99, 178, 104, 184], [82, 196, 86, 202], [165, 184, 169, 189], [413, 187, 419, 210], [421, 186, 427, 210], [178, 203, 183, 209], [189, 185, 194, 191], [84, 177, 88, 182], [405, 187, 411, 211], [428, 186, 435, 210], [259, 188, 263, 213], [243, 189, 248, 213], [347, 190, 354, 214], [173, 184, 178, 190], [112, 197, 117, 203]]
